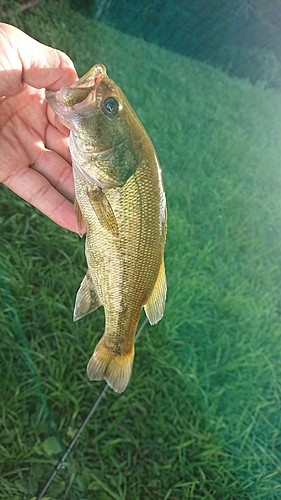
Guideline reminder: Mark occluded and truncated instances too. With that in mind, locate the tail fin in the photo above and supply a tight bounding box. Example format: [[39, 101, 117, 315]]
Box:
[[87, 340, 135, 393]]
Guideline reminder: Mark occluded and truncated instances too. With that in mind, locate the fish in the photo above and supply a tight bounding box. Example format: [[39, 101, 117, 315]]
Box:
[[46, 64, 167, 393]]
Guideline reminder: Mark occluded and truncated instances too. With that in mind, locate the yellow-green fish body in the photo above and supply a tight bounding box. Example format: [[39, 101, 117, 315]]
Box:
[[46, 64, 167, 393]]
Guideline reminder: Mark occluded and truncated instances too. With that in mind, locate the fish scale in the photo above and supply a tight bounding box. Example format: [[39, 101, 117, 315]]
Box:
[[46, 63, 167, 393]]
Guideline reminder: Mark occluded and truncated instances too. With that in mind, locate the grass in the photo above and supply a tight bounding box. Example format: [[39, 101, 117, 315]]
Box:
[[1, 1, 281, 498]]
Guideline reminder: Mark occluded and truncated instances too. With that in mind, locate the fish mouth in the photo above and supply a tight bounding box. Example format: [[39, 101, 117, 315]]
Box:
[[46, 64, 108, 111], [46, 85, 95, 111]]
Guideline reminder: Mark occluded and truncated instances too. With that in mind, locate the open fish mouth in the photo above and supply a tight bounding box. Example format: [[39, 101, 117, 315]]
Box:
[[46, 85, 95, 111], [45, 64, 108, 112]]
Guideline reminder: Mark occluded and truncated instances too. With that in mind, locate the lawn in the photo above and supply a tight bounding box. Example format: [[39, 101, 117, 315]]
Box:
[[1, 1, 281, 499]]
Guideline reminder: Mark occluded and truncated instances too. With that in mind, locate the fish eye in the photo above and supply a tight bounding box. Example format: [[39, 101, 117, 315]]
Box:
[[102, 97, 119, 117]]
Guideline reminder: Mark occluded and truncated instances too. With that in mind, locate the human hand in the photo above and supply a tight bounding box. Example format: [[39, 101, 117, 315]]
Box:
[[0, 22, 80, 233]]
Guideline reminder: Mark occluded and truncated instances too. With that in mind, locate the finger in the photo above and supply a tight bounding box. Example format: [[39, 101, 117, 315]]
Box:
[[45, 123, 72, 164], [46, 104, 71, 136], [31, 147, 75, 201], [3, 166, 79, 233]]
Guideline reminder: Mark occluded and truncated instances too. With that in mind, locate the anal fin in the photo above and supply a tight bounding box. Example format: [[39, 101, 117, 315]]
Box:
[[73, 270, 102, 321], [144, 257, 167, 325]]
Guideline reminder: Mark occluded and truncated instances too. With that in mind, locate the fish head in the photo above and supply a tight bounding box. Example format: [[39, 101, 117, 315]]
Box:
[[46, 64, 147, 187]]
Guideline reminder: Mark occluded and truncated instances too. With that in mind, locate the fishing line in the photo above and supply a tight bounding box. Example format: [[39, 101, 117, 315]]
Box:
[[36, 316, 148, 500], [36, 383, 109, 500]]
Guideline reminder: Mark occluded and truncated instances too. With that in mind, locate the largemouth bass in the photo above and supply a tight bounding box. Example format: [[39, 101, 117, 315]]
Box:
[[46, 64, 167, 393]]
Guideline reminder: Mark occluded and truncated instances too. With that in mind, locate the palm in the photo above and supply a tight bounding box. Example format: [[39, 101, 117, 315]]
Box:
[[0, 84, 77, 231], [0, 22, 79, 232]]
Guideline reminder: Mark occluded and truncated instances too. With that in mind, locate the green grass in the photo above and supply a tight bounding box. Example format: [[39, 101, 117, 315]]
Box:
[[1, 1, 281, 498]]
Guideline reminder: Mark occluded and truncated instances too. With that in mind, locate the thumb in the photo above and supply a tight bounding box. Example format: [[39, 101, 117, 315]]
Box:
[[0, 23, 77, 95]]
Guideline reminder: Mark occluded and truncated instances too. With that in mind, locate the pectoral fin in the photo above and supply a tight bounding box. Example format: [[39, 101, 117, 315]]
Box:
[[73, 270, 102, 321], [144, 258, 167, 325], [88, 185, 119, 237]]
